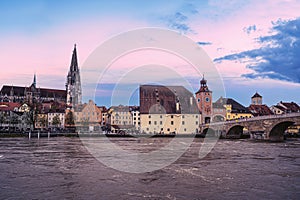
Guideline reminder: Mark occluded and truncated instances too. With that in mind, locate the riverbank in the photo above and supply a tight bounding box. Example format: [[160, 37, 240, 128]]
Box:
[[1, 131, 299, 140]]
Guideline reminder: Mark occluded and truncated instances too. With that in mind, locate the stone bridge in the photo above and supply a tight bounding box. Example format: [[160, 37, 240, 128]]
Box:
[[200, 113, 300, 141]]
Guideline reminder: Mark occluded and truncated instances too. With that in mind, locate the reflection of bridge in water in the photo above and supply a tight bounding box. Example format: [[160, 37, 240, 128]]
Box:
[[200, 113, 300, 141]]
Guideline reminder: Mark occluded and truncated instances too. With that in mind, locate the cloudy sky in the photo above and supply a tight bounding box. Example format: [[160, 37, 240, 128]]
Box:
[[0, 0, 299, 107]]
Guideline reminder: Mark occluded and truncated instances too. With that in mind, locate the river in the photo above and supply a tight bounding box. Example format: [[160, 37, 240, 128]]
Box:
[[0, 136, 299, 199]]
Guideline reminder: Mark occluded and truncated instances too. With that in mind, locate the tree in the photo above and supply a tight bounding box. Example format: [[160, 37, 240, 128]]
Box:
[[52, 115, 61, 128], [25, 110, 34, 130], [11, 114, 20, 131], [65, 111, 75, 126]]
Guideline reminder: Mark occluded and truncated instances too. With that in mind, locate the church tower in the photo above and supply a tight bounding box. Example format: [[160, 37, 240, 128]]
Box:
[[195, 75, 212, 124], [66, 44, 82, 109], [251, 92, 262, 105]]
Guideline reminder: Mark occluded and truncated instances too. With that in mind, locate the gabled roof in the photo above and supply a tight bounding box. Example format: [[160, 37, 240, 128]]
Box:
[[109, 105, 131, 112], [213, 102, 225, 109], [248, 104, 273, 116], [216, 97, 251, 113], [273, 105, 286, 111], [280, 102, 300, 112]]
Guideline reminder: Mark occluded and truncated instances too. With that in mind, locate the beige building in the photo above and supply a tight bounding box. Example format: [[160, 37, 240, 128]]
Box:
[[107, 105, 134, 132], [270, 105, 285, 115], [140, 85, 200, 134], [73, 100, 103, 131], [140, 113, 200, 134], [131, 107, 140, 131]]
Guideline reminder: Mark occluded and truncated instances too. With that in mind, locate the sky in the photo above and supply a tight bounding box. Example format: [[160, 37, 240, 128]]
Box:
[[0, 0, 299, 107]]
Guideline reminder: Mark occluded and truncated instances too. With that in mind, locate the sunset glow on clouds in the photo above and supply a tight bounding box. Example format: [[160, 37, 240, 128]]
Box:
[[0, 0, 299, 106]]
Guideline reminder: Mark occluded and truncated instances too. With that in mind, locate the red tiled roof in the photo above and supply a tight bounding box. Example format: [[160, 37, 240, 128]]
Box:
[[0, 102, 21, 111], [248, 104, 274, 116], [274, 105, 286, 111], [280, 102, 300, 112]]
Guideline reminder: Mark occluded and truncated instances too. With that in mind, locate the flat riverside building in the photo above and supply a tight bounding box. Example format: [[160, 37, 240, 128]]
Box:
[[140, 85, 201, 134]]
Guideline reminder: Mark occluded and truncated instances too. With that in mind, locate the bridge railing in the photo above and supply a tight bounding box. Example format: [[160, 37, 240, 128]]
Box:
[[204, 112, 300, 126]]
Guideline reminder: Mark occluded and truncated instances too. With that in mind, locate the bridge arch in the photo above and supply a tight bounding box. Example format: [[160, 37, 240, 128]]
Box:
[[268, 121, 295, 141], [226, 125, 244, 139]]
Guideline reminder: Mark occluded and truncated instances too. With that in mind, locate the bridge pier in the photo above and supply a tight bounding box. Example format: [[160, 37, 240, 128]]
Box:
[[250, 131, 265, 140]]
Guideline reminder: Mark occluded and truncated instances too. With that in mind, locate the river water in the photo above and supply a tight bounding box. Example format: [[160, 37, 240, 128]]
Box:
[[0, 136, 299, 200]]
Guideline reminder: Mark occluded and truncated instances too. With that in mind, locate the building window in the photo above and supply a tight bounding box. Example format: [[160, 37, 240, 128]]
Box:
[[195, 115, 198, 118], [184, 128, 186, 132], [149, 121, 151, 125], [182, 115, 185, 118], [148, 115, 151, 118], [171, 115, 173, 118], [205, 97, 210, 102], [160, 115, 162, 118], [146, 128, 149, 131], [196, 121, 198, 125], [182, 121, 185, 125], [167, 128, 170, 131], [154, 121, 157, 125], [171, 121, 174, 125], [160, 121, 162, 125]]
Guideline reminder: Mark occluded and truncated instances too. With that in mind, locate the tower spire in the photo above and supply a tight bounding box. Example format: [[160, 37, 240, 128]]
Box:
[[70, 44, 78, 72], [33, 73, 36, 87]]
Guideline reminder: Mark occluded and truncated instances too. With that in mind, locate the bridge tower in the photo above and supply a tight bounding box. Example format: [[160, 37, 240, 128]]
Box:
[[195, 75, 212, 124]]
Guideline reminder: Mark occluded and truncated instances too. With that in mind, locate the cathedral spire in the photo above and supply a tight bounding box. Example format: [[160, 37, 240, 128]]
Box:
[[70, 44, 79, 72], [33, 73, 36, 87]]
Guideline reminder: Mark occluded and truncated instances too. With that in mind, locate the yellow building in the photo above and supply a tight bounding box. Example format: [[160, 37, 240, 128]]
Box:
[[216, 97, 252, 121]]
